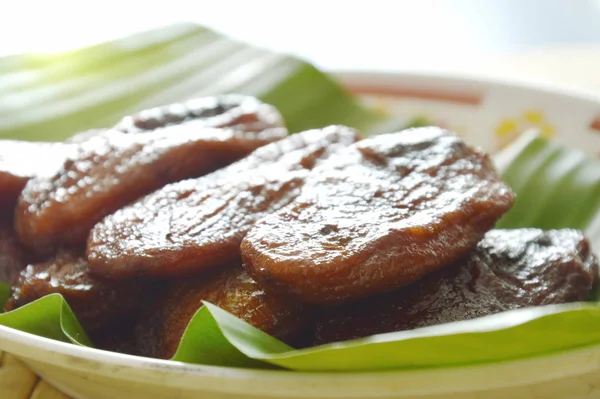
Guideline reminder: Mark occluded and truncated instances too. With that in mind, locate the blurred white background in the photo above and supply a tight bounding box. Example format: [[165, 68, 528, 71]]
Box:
[[2, 0, 600, 86]]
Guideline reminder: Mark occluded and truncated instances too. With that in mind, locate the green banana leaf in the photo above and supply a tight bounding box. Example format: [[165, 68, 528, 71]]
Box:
[[0, 23, 412, 142], [0, 293, 91, 347], [496, 130, 600, 236], [1, 131, 599, 371], [177, 302, 600, 371]]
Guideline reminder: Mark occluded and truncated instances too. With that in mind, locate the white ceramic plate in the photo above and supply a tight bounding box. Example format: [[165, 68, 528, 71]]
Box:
[[2, 71, 600, 399]]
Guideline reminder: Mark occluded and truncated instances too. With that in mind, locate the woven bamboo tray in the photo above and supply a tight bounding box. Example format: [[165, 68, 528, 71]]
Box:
[[1, 351, 70, 399]]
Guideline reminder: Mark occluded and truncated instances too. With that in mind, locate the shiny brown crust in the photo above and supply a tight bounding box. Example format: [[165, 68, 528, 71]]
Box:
[[114, 94, 284, 134], [15, 126, 286, 255], [4, 250, 155, 331], [135, 266, 310, 359], [242, 127, 515, 305], [314, 229, 599, 345], [0, 141, 75, 216], [87, 126, 358, 279]]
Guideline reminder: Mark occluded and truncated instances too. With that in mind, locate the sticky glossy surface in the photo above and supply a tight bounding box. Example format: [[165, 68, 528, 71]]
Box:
[[87, 126, 358, 279], [136, 266, 309, 359], [114, 95, 284, 134], [0, 141, 75, 216], [314, 229, 599, 345], [4, 250, 154, 331], [242, 127, 515, 305], [16, 126, 285, 255]]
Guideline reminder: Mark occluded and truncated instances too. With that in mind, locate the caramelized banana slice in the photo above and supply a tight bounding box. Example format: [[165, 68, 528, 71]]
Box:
[[87, 126, 357, 279], [314, 229, 599, 345], [115, 94, 283, 134], [16, 126, 285, 254], [242, 127, 515, 305]]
